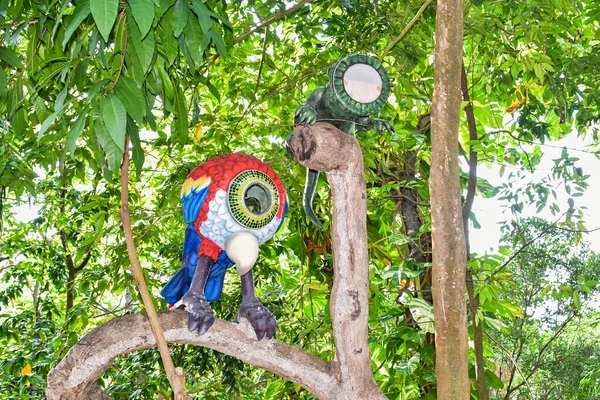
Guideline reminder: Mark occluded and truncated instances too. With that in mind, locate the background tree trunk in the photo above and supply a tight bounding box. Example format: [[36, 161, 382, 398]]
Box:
[[429, 0, 471, 398]]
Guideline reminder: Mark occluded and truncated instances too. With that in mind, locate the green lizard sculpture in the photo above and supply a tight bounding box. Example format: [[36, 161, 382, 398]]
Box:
[[291, 54, 394, 228]]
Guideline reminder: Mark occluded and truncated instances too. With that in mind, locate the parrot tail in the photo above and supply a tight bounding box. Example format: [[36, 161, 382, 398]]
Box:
[[204, 272, 225, 302], [161, 267, 192, 305]]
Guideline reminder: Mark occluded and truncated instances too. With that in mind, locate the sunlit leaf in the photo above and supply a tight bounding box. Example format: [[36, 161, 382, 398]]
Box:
[[127, 0, 154, 38], [102, 94, 127, 149], [67, 111, 88, 159], [62, 0, 91, 49], [90, 0, 118, 41], [172, 0, 189, 37], [115, 77, 145, 124]]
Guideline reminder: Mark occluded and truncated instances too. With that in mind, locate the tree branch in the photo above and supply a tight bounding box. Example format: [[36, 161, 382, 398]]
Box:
[[45, 311, 335, 400], [234, 0, 313, 45], [487, 213, 566, 283], [290, 123, 387, 399], [380, 0, 434, 60], [75, 248, 93, 272], [460, 64, 488, 400], [484, 331, 534, 399], [120, 135, 189, 399]]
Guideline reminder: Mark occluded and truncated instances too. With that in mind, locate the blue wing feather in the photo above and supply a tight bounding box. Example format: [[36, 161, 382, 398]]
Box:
[[182, 184, 209, 224], [162, 225, 233, 304], [161, 225, 201, 304]]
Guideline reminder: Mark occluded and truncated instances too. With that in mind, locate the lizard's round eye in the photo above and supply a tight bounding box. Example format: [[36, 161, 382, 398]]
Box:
[[330, 54, 390, 116], [343, 63, 383, 103], [228, 170, 279, 229]]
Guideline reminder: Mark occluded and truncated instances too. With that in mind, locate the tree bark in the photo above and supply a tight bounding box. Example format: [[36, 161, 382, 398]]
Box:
[[47, 122, 386, 400], [461, 65, 489, 400], [429, 0, 470, 398], [46, 311, 335, 400], [290, 123, 386, 399]]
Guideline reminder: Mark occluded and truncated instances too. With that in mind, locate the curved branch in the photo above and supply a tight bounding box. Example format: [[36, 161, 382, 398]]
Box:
[[46, 311, 335, 400]]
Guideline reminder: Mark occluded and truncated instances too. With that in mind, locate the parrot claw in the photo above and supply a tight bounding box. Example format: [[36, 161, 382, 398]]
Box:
[[235, 301, 277, 341], [181, 291, 215, 335]]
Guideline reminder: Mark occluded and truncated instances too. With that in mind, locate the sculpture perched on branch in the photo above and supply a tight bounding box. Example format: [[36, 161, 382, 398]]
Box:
[[161, 153, 288, 340], [291, 54, 394, 228]]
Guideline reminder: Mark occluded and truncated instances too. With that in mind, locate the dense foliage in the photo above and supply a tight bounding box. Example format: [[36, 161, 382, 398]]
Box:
[[1, 0, 599, 398]]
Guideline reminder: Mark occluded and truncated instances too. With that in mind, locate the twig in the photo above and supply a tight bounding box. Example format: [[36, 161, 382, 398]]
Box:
[[508, 311, 578, 396], [486, 212, 567, 283], [484, 331, 534, 398], [380, 0, 434, 60], [253, 26, 269, 97], [120, 134, 190, 399], [108, 27, 128, 93], [234, 0, 314, 44], [460, 64, 479, 254]]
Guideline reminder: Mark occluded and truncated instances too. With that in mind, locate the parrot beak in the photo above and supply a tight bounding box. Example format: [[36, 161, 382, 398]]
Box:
[[225, 232, 259, 276]]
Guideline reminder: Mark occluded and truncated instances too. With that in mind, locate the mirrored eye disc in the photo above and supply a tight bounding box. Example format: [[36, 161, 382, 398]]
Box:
[[330, 54, 391, 116], [244, 183, 271, 216], [228, 170, 279, 229], [343, 63, 383, 104]]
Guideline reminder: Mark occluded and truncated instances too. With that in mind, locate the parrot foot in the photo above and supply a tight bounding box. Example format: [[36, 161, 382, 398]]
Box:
[[181, 291, 215, 335], [235, 300, 277, 341]]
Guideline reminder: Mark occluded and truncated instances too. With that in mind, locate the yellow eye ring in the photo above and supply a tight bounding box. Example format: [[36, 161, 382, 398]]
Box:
[[228, 170, 279, 229]]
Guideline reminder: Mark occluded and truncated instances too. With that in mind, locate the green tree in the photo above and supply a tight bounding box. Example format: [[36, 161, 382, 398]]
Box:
[[489, 218, 600, 399], [1, 0, 600, 398]]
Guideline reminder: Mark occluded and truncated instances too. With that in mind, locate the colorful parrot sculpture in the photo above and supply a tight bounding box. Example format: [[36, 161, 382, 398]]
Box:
[[161, 153, 288, 340]]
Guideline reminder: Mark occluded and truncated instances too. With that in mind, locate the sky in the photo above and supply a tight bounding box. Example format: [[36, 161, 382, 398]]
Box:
[[469, 131, 600, 254]]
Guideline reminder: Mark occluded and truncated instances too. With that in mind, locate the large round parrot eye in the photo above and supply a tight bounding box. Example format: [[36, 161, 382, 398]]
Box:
[[244, 183, 271, 216], [228, 170, 279, 229], [343, 63, 383, 103]]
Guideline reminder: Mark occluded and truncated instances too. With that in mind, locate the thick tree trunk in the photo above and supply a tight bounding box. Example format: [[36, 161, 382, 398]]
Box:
[[429, 0, 470, 398], [47, 122, 386, 400]]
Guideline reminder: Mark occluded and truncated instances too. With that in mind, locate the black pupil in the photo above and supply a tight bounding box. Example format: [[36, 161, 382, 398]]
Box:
[[244, 184, 270, 215]]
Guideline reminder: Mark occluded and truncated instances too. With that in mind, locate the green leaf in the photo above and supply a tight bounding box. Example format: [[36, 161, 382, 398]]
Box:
[[0, 46, 22, 68], [62, 0, 91, 49], [129, 21, 156, 74], [573, 290, 581, 309], [115, 76, 145, 124], [127, 117, 145, 176], [127, 0, 154, 38], [161, 8, 178, 65], [389, 234, 416, 246], [172, 0, 189, 37], [183, 15, 203, 67], [559, 284, 573, 293], [205, 78, 220, 101], [171, 84, 188, 144], [67, 111, 88, 159], [209, 29, 227, 58], [102, 94, 127, 149], [95, 120, 124, 174], [38, 104, 66, 139], [190, 0, 212, 33], [0, 68, 6, 98], [90, 0, 118, 41]]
